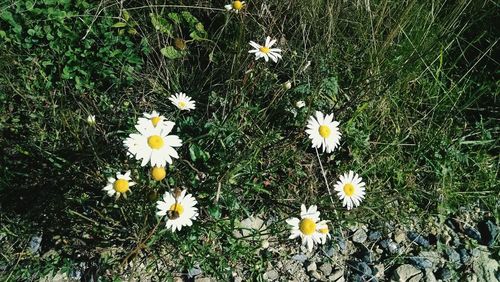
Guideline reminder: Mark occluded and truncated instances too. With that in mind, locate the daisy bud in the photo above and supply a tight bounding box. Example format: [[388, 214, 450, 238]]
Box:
[[296, 101, 305, 108], [86, 115, 96, 126]]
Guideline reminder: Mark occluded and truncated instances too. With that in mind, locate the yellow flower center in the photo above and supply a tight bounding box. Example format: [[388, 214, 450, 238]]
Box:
[[151, 166, 166, 181], [113, 179, 129, 193], [318, 125, 331, 138], [343, 183, 355, 196], [147, 135, 164, 149], [259, 46, 270, 54], [151, 116, 161, 127], [169, 203, 184, 216], [319, 226, 329, 234], [299, 218, 316, 235], [232, 1, 243, 10], [178, 101, 187, 109]]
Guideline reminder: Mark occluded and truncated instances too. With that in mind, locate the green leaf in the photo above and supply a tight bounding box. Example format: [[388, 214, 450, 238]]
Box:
[[112, 22, 127, 28], [150, 14, 173, 36], [181, 11, 198, 27], [123, 10, 130, 21], [167, 12, 181, 24], [160, 46, 183, 59]]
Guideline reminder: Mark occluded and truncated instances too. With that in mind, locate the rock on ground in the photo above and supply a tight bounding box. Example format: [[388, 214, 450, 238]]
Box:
[[391, 264, 422, 282]]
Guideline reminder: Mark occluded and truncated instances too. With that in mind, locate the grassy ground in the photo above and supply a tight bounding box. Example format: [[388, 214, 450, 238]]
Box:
[[0, 0, 498, 280]]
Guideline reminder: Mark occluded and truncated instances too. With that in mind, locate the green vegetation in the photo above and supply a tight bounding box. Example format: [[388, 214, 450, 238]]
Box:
[[1, 0, 497, 280]]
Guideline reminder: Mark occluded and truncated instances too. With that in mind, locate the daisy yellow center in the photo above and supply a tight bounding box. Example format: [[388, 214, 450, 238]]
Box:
[[151, 166, 166, 181], [232, 1, 243, 10], [318, 125, 331, 138], [148, 135, 164, 149], [299, 218, 316, 235], [113, 179, 129, 193], [319, 227, 329, 234], [178, 101, 187, 108], [343, 183, 355, 197], [259, 46, 270, 54], [151, 116, 161, 127], [169, 203, 184, 216]]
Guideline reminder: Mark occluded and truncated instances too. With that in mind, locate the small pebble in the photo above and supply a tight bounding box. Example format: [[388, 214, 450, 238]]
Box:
[[368, 231, 382, 241], [464, 227, 482, 242], [352, 229, 367, 243], [379, 239, 399, 254], [319, 263, 333, 276], [444, 248, 461, 265], [306, 262, 317, 272], [458, 248, 471, 265], [394, 230, 406, 244], [292, 254, 308, 263], [408, 256, 433, 269], [264, 269, 279, 281], [435, 267, 452, 281], [351, 261, 372, 276]]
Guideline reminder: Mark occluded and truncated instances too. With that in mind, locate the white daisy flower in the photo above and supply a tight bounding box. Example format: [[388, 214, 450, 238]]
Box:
[[168, 92, 196, 111], [316, 220, 331, 244], [86, 114, 96, 126], [248, 36, 282, 63], [334, 171, 366, 210], [151, 166, 166, 181], [224, 1, 245, 13], [286, 204, 323, 252], [306, 111, 341, 153], [102, 170, 136, 199], [124, 122, 182, 167], [156, 189, 198, 232], [137, 111, 174, 130]]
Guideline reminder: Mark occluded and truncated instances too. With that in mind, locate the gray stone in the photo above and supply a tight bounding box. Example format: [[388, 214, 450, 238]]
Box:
[[329, 269, 344, 282], [28, 234, 42, 253], [352, 229, 367, 243], [394, 230, 406, 244], [424, 269, 437, 282], [407, 231, 430, 248], [194, 278, 213, 282], [291, 254, 308, 263], [336, 237, 348, 254], [320, 263, 333, 276], [264, 269, 279, 281], [233, 216, 268, 239], [307, 262, 317, 272], [465, 273, 478, 282], [368, 231, 382, 241], [464, 227, 482, 242], [392, 264, 423, 282], [380, 239, 399, 254], [351, 261, 372, 276], [310, 270, 322, 280], [408, 256, 433, 269], [435, 267, 452, 281], [373, 264, 385, 279], [444, 247, 461, 265], [445, 218, 461, 232], [188, 265, 202, 278], [471, 247, 499, 282], [458, 248, 471, 265], [478, 220, 498, 247]]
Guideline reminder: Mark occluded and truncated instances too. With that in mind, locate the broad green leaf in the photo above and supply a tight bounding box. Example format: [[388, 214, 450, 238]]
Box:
[[160, 46, 183, 59]]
